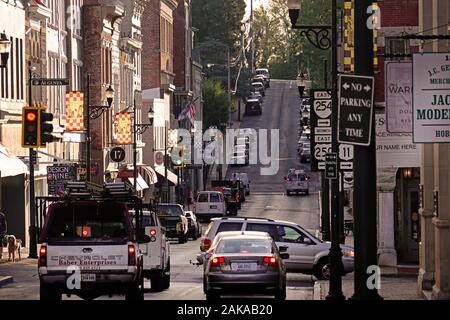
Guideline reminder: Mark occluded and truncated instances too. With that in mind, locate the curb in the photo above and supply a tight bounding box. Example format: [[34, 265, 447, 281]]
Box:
[[313, 281, 323, 300], [0, 276, 13, 287]]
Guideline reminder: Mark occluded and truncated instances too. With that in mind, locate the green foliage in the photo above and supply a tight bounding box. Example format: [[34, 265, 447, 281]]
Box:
[[202, 79, 232, 130]]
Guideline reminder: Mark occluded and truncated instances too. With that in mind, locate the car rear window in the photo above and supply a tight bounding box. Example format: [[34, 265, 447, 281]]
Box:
[[216, 222, 243, 233], [290, 174, 306, 181], [198, 193, 209, 202], [156, 205, 182, 216], [210, 193, 221, 202], [215, 239, 272, 254], [44, 202, 129, 240]]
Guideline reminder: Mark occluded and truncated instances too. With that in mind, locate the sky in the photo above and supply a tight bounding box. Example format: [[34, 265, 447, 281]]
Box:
[[245, 0, 270, 19]]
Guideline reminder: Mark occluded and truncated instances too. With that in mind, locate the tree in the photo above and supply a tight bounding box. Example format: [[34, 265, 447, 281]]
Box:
[[202, 79, 231, 130]]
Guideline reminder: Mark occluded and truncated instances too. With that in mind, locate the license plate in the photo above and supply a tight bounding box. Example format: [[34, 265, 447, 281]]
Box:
[[231, 262, 257, 271], [210, 205, 217, 209], [81, 274, 96, 282]]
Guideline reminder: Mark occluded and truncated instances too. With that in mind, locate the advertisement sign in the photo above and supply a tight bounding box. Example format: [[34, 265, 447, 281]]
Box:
[[65, 92, 85, 131], [115, 112, 132, 145], [413, 53, 450, 143], [47, 165, 76, 195], [386, 62, 413, 133], [338, 74, 375, 146], [376, 114, 422, 168]]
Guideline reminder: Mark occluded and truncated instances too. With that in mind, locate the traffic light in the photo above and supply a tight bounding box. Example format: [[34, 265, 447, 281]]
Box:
[[22, 107, 40, 148], [172, 146, 185, 168], [39, 109, 55, 147]]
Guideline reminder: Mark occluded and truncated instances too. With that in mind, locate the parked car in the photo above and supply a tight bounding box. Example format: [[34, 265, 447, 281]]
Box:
[[285, 169, 310, 195], [185, 210, 202, 240], [219, 187, 239, 216], [255, 68, 270, 87], [38, 200, 148, 300], [156, 204, 189, 244], [200, 217, 354, 280], [245, 99, 262, 115], [251, 81, 265, 97], [300, 144, 311, 163], [247, 91, 263, 104], [194, 191, 227, 221], [130, 210, 170, 291], [252, 75, 269, 88], [203, 232, 288, 300]]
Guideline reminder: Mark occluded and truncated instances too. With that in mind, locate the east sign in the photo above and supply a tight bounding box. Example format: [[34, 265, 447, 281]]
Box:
[[413, 53, 450, 143]]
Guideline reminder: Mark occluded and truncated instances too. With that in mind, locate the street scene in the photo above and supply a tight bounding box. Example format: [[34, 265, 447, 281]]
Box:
[[0, 0, 449, 306]]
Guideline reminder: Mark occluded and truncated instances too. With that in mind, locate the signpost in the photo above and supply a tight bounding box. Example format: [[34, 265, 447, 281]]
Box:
[[311, 89, 354, 171], [110, 147, 126, 163], [413, 53, 450, 143], [337, 74, 375, 146], [31, 78, 69, 86], [325, 153, 338, 179]]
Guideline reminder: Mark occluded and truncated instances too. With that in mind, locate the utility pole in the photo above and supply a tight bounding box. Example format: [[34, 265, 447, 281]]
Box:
[[28, 61, 37, 259], [85, 74, 91, 182], [351, 0, 383, 300], [325, 0, 345, 300], [250, 0, 255, 74]]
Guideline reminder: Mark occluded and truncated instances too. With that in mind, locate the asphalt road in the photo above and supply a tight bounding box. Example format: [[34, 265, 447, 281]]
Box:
[[0, 80, 319, 300]]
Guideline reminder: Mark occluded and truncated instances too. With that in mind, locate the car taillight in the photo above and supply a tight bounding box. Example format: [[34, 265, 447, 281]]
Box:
[[149, 229, 157, 236], [201, 238, 212, 251], [128, 245, 137, 266], [210, 256, 225, 267], [38, 246, 47, 267], [263, 256, 278, 267]]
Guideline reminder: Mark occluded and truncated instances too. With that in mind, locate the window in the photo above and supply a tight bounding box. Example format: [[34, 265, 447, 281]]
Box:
[[386, 38, 410, 56], [197, 193, 209, 202], [215, 239, 272, 254], [210, 193, 221, 202], [277, 225, 306, 243], [10, 37, 14, 100], [246, 223, 279, 241], [156, 205, 182, 216], [216, 222, 243, 234]]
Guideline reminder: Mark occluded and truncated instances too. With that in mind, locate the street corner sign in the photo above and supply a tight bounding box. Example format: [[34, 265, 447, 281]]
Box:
[[338, 74, 375, 146], [325, 152, 338, 180], [311, 89, 332, 171], [413, 53, 450, 143]]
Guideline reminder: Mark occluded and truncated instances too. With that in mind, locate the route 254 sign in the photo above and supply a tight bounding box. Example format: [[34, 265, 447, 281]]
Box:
[[338, 74, 375, 146]]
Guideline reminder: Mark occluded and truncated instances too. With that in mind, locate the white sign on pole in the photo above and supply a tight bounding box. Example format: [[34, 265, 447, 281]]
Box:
[[386, 61, 412, 133], [376, 114, 422, 168], [413, 53, 450, 143]]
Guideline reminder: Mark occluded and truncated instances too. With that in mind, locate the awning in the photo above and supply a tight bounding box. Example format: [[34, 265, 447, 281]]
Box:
[[139, 165, 158, 185], [0, 145, 28, 178], [155, 166, 178, 186], [127, 176, 150, 192]]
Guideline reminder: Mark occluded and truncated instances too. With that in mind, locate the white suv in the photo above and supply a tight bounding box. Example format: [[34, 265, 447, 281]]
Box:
[[285, 169, 310, 195], [199, 217, 354, 280], [194, 191, 227, 221]]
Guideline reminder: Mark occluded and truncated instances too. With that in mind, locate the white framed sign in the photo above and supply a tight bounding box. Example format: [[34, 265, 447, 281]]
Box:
[[413, 53, 450, 143], [386, 61, 412, 133]]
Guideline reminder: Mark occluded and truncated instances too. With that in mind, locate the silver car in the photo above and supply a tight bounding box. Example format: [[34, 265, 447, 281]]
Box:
[[203, 232, 288, 300], [200, 217, 354, 280]]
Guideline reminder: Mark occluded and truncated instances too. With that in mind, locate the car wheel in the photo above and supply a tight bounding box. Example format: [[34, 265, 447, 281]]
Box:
[[274, 288, 286, 301], [315, 258, 331, 280], [286, 191, 291, 196], [206, 291, 220, 301], [178, 236, 185, 244], [306, 190, 309, 195], [40, 283, 61, 301], [163, 259, 171, 289], [126, 281, 144, 300], [192, 229, 198, 240]]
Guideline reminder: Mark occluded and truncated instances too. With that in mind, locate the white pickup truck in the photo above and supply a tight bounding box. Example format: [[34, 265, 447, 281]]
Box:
[[131, 210, 170, 291], [38, 200, 150, 300]]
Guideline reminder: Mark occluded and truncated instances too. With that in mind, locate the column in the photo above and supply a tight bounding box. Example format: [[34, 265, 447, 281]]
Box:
[[418, 144, 435, 292], [378, 191, 397, 266]]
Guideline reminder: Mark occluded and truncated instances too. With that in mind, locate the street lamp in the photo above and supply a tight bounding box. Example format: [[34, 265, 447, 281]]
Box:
[[132, 90, 154, 193], [0, 31, 11, 68], [85, 74, 114, 182]]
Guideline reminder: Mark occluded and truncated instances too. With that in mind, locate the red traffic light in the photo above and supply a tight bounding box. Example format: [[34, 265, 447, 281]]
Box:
[[26, 112, 37, 122]]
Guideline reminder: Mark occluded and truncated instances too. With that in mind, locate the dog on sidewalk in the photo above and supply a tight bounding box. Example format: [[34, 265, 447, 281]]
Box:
[[7, 235, 21, 262]]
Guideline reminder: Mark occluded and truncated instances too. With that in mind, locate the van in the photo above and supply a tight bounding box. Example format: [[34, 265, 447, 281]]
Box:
[[285, 169, 310, 195], [194, 191, 227, 221]]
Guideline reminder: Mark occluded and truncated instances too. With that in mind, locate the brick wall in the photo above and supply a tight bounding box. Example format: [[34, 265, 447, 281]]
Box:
[[142, 0, 162, 90], [173, 0, 186, 88]]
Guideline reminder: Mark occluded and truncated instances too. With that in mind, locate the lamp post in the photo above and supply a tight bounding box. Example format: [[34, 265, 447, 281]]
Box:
[[132, 89, 154, 194], [85, 74, 114, 182], [0, 31, 11, 68], [287, 0, 345, 300]]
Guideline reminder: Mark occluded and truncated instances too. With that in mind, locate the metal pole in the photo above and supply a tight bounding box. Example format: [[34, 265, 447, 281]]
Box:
[[86, 74, 91, 182], [165, 121, 169, 203], [351, 0, 382, 300], [321, 58, 330, 241], [250, 0, 254, 74], [238, 100, 241, 122], [339, 172, 346, 244], [133, 95, 137, 194], [324, 59, 328, 89], [227, 48, 231, 126], [28, 62, 37, 259], [325, 0, 345, 300]]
